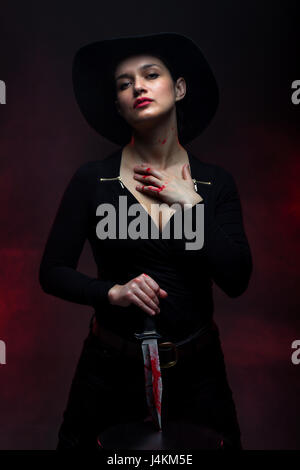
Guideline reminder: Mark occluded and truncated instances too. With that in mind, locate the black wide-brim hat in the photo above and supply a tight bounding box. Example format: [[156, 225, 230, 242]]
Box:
[[72, 32, 219, 146]]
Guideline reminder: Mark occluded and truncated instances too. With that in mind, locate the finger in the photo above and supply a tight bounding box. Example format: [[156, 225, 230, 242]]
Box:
[[130, 292, 159, 316], [131, 277, 160, 309], [142, 274, 168, 298], [136, 184, 166, 193], [138, 279, 160, 306], [158, 288, 168, 298], [182, 163, 191, 180], [134, 288, 160, 313], [134, 174, 161, 186], [133, 165, 163, 179], [142, 273, 161, 295], [135, 275, 159, 305], [182, 163, 188, 180]]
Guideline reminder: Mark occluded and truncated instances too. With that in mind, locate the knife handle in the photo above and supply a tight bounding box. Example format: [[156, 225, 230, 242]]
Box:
[[134, 314, 162, 341]]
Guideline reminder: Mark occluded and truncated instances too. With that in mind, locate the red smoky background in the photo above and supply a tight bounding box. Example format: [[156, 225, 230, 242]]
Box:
[[0, 0, 299, 450]]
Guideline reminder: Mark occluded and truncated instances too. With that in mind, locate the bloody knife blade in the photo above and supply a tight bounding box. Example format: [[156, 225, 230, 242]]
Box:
[[134, 315, 163, 430]]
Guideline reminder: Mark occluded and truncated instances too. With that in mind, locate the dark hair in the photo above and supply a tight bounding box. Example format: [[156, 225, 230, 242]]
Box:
[[111, 52, 186, 139]]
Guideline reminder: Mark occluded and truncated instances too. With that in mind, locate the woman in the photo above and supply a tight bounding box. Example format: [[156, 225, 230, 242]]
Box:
[[39, 32, 252, 450]]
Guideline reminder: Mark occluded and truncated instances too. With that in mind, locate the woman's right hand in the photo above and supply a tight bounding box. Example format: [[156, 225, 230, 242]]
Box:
[[107, 273, 168, 316]]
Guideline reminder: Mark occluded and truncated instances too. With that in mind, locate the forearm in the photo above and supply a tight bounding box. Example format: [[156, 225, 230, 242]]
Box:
[[178, 176, 252, 297], [202, 205, 253, 297], [39, 264, 117, 309]]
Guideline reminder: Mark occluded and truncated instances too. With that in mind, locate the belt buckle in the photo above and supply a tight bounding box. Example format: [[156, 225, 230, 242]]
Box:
[[158, 341, 178, 368]]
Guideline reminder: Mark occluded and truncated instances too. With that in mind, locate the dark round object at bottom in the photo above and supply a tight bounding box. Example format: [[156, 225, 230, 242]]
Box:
[[97, 419, 223, 450]]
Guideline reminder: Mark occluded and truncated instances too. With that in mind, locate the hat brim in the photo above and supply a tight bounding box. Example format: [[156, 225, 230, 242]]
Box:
[[72, 32, 219, 145]]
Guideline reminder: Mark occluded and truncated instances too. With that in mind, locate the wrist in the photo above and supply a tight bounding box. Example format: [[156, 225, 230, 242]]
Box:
[[180, 192, 203, 208]]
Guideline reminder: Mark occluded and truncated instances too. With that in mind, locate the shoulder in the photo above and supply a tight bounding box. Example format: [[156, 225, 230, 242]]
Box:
[[212, 164, 238, 190], [77, 148, 120, 176], [189, 152, 238, 189], [71, 162, 96, 182], [70, 149, 120, 184], [71, 159, 106, 179]]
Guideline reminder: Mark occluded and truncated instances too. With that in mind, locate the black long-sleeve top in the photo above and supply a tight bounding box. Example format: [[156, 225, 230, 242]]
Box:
[[39, 147, 253, 342]]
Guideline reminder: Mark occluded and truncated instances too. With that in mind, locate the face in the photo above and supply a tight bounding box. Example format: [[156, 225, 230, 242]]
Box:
[[114, 54, 186, 129]]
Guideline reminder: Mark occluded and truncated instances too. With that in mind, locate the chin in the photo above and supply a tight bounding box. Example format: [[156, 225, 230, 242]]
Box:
[[131, 108, 173, 127], [130, 113, 162, 127]]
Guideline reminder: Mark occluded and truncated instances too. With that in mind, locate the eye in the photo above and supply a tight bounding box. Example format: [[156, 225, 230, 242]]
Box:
[[119, 82, 130, 91], [147, 73, 159, 79], [118, 73, 159, 91]]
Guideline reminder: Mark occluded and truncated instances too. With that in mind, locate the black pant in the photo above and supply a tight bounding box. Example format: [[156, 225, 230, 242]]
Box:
[[56, 325, 243, 450]]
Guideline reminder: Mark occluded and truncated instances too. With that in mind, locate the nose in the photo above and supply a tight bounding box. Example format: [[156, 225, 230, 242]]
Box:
[[133, 78, 147, 96]]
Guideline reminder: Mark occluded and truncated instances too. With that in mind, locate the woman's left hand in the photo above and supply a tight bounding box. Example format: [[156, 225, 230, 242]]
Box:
[[133, 163, 203, 207]]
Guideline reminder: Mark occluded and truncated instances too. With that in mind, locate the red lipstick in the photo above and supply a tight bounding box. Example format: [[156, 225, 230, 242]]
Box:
[[134, 97, 153, 108]]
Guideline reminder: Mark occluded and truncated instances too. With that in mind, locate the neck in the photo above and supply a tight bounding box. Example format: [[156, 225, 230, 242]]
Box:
[[125, 111, 185, 169]]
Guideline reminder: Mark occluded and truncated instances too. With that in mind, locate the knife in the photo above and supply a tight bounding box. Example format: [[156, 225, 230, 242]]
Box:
[[134, 315, 163, 430]]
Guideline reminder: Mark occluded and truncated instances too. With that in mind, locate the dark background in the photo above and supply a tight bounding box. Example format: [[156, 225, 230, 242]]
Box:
[[0, 0, 299, 450]]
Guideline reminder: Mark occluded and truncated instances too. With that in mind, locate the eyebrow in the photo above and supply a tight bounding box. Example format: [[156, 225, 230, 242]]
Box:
[[115, 63, 162, 81]]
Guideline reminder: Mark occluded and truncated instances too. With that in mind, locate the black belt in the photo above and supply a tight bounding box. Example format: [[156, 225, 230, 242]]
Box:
[[90, 315, 219, 369]]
